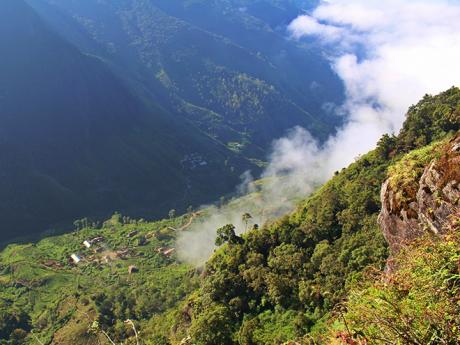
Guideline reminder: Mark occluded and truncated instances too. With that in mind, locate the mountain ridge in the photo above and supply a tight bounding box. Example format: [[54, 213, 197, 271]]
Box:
[[26, 0, 344, 158], [0, 0, 346, 243], [0, 88, 458, 344]]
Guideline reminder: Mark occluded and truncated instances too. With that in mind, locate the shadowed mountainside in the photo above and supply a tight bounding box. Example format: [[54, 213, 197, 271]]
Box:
[[0, 0, 254, 243], [26, 0, 344, 159]]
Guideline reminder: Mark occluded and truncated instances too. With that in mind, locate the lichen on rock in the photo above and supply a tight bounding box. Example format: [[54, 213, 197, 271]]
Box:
[[379, 134, 460, 260]]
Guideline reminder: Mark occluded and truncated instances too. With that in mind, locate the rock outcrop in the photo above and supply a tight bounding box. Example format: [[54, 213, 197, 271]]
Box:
[[379, 135, 460, 258]]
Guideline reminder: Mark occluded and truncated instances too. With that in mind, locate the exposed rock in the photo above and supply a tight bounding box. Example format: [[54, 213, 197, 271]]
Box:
[[379, 135, 460, 260], [127, 230, 139, 238], [128, 265, 139, 274], [379, 180, 423, 256]]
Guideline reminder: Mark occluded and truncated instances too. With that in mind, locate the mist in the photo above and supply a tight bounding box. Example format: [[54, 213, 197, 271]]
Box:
[[177, 0, 460, 265], [177, 127, 327, 265]]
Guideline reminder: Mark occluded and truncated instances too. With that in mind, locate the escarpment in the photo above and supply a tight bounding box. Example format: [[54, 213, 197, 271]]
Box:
[[379, 134, 460, 257]]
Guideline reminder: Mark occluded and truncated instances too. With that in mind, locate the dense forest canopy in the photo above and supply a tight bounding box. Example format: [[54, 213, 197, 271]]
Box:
[[178, 87, 460, 344]]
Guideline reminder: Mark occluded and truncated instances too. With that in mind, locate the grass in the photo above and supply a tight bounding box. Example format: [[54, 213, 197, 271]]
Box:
[[387, 139, 445, 212]]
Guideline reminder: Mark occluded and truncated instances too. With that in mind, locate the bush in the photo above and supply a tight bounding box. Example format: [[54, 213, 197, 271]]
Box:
[[325, 229, 460, 344]]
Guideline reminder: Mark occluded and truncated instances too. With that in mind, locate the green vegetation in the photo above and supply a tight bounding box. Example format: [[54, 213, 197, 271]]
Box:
[[387, 141, 444, 210], [27, 0, 344, 157], [0, 0, 256, 243], [181, 147, 390, 344], [0, 213, 199, 344], [177, 87, 460, 344], [0, 0, 345, 243], [322, 228, 460, 344], [398, 87, 460, 150], [1, 82, 459, 344]]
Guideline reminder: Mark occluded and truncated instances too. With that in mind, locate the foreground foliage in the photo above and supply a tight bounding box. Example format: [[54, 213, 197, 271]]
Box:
[[324, 228, 460, 344]]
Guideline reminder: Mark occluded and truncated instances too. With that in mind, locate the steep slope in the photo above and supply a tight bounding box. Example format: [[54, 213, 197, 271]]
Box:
[[323, 136, 460, 345], [0, 0, 252, 243], [26, 0, 344, 159], [172, 88, 460, 344], [0, 89, 458, 344], [380, 136, 460, 258]]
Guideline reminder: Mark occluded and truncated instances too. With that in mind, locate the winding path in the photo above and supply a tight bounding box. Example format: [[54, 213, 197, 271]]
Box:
[[169, 212, 202, 231]]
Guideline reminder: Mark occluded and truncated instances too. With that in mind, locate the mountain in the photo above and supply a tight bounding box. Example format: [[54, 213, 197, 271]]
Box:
[[0, 0, 345, 243], [0, 88, 458, 344], [180, 88, 460, 344], [0, 0, 253, 243], [26, 0, 344, 159]]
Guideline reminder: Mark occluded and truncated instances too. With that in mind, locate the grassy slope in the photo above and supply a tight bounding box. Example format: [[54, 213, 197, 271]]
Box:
[[0, 213, 199, 345], [322, 222, 460, 344]]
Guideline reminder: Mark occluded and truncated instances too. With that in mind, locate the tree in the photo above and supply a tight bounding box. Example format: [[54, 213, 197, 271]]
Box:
[[73, 219, 81, 231], [238, 317, 260, 345], [189, 304, 234, 345], [242, 213, 252, 232], [149, 335, 171, 345], [215, 224, 242, 246], [376, 134, 396, 159], [136, 235, 147, 246], [168, 209, 176, 219], [0, 310, 30, 343]]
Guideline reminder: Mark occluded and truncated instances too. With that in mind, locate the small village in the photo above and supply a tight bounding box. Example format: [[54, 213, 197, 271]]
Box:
[[68, 230, 177, 274], [63, 211, 201, 275]]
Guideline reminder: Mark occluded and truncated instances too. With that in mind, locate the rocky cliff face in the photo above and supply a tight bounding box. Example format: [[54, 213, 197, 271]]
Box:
[[379, 134, 460, 259]]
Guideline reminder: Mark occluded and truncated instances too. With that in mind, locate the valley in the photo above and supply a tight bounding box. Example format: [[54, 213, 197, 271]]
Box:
[[1, 88, 459, 344], [1, 1, 459, 344], [0, 0, 342, 244]]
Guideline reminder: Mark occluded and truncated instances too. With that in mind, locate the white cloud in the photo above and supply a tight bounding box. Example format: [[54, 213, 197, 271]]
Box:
[[177, 0, 460, 265], [289, 0, 460, 170], [177, 127, 324, 265], [289, 15, 344, 41]]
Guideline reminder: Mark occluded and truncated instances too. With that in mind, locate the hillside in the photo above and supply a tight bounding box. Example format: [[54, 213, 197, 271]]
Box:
[[0, 0, 253, 243], [0, 213, 201, 345], [1, 89, 459, 344], [177, 88, 460, 344], [324, 136, 460, 344], [26, 0, 344, 159]]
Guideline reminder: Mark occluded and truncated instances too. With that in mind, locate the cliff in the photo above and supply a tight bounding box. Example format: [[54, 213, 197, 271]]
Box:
[[379, 134, 460, 258], [330, 133, 460, 345]]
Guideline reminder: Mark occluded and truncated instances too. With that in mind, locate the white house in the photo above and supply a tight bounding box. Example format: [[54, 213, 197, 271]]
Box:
[[83, 240, 91, 248], [70, 254, 81, 264]]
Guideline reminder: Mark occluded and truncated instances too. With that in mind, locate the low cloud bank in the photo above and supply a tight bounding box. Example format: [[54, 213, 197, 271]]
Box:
[[178, 0, 460, 265], [177, 127, 326, 265], [289, 0, 460, 170]]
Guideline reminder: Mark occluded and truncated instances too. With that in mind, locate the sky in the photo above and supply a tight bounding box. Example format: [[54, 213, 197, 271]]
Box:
[[177, 0, 460, 265], [289, 0, 460, 171]]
